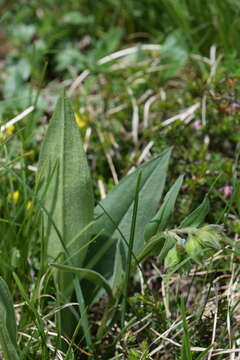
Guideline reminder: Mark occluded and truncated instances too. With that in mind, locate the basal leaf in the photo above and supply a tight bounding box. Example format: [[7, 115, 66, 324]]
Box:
[[37, 93, 95, 342], [83, 148, 172, 302], [38, 93, 94, 270], [93, 148, 171, 244]]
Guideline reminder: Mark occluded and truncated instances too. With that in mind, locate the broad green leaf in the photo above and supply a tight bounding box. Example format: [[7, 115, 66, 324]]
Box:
[[93, 148, 171, 240], [0, 277, 19, 360], [51, 264, 114, 304], [37, 93, 94, 342], [180, 197, 209, 228], [83, 148, 172, 302], [144, 175, 184, 240], [38, 93, 94, 270]]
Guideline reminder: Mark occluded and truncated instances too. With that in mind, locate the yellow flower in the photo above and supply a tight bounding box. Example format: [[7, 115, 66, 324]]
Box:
[[0, 124, 15, 139], [26, 200, 33, 211], [8, 190, 20, 202], [6, 124, 15, 135], [74, 113, 87, 128]]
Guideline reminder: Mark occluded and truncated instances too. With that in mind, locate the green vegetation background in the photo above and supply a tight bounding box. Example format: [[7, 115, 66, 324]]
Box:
[[1, 0, 240, 358]]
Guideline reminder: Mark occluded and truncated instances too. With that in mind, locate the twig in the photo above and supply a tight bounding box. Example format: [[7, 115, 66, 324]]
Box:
[[161, 103, 200, 127], [127, 87, 139, 145], [143, 95, 158, 128], [137, 141, 154, 165]]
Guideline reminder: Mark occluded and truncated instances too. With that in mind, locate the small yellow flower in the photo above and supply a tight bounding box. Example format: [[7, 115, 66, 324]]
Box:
[[0, 124, 15, 139], [6, 124, 15, 135], [8, 190, 20, 202], [26, 201, 33, 211], [74, 113, 87, 128]]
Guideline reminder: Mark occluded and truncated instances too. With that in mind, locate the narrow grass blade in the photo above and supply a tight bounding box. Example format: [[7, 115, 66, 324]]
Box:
[[121, 171, 141, 327], [12, 272, 50, 358], [180, 297, 192, 360]]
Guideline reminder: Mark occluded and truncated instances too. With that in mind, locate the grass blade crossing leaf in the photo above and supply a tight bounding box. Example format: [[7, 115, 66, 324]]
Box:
[[93, 148, 171, 241], [83, 148, 172, 301], [121, 171, 141, 326]]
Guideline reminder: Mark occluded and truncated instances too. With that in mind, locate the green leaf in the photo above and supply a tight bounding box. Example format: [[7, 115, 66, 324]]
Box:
[[38, 92, 94, 269], [0, 277, 19, 360], [180, 197, 209, 228], [51, 264, 114, 304], [160, 30, 189, 79], [137, 234, 166, 263], [158, 232, 176, 262], [144, 175, 184, 240], [84, 148, 172, 301], [37, 93, 94, 344], [94, 148, 171, 251]]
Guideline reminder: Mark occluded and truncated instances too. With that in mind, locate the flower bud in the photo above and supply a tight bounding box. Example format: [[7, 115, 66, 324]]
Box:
[[185, 234, 204, 264], [196, 225, 223, 249]]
